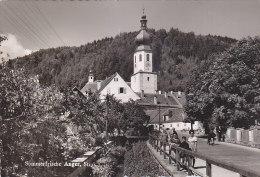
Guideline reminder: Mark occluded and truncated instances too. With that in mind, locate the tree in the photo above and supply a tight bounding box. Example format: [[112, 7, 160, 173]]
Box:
[[185, 37, 260, 131], [0, 63, 69, 176], [0, 35, 7, 63], [11, 29, 235, 91]]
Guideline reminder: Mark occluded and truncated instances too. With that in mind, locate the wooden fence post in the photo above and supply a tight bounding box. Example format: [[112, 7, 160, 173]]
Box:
[[169, 146, 172, 164], [188, 155, 192, 175], [206, 160, 212, 177], [163, 144, 166, 159], [176, 149, 180, 171], [159, 141, 162, 155]]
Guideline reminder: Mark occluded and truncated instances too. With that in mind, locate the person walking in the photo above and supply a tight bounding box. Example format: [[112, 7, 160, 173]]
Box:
[[216, 126, 222, 142], [208, 129, 216, 145], [188, 130, 197, 167]]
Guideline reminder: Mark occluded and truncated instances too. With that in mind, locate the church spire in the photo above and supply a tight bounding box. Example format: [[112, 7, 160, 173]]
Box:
[[135, 12, 151, 46], [140, 11, 147, 30]]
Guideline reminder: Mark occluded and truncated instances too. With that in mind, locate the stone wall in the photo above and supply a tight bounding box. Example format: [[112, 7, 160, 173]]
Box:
[[226, 128, 260, 148]]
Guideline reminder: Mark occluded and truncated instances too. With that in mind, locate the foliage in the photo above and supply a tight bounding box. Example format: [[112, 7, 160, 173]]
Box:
[[94, 145, 126, 177], [106, 96, 149, 135], [62, 88, 106, 138], [0, 63, 71, 176], [0, 35, 7, 63], [123, 142, 166, 177], [10, 29, 236, 91], [185, 37, 260, 130]]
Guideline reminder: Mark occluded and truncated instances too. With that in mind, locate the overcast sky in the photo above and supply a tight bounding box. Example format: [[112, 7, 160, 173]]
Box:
[[1, 0, 260, 55]]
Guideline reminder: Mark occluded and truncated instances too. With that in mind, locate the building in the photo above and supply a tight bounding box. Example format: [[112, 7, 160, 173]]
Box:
[[79, 13, 199, 131], [130, 13, 157, 94], [80, 13, 157, 101]]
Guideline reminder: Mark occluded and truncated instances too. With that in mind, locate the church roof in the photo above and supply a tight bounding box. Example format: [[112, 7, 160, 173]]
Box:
[[135, 45, 152, 52], [147, 108, 185, 124], [135, 13, 151, 46], [135, 30, 151, 45], [80, 81, 98, 94]]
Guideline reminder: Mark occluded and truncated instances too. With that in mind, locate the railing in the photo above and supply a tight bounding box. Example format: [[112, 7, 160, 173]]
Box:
[[149, 134, 260, 177]]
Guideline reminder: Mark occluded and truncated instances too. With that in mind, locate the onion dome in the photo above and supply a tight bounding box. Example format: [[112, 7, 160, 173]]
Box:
[[135, 15, 151, 45]]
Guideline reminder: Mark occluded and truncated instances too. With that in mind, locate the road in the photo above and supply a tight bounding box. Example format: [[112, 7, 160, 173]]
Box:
[[178, 131, 260, 177]]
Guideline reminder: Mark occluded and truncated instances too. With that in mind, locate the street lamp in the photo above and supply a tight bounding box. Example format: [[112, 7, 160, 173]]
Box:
[[158, 105, 161, 132]]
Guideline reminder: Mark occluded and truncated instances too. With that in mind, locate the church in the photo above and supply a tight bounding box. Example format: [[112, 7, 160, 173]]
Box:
[[79, 13, 202, 131], [81, 13, 157, 102]]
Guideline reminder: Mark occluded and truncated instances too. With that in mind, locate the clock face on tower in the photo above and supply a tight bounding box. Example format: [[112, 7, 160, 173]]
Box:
[[145, 61, 151, 70]]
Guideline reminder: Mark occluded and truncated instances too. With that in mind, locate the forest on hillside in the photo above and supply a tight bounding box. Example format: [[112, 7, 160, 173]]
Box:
[[10, 28, 236, 91]]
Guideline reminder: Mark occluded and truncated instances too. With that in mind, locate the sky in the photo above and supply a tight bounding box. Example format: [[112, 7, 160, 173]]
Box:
[[1, 0, 260, 59]]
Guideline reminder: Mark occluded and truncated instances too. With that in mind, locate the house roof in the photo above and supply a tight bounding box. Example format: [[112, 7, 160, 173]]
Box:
[[73, 87, 87, 97], [146, 108, 185, 124], [96, 73, 117, 94], [136, 93, 179, 106], [126, 82, 131, 87], [172, 92, 187, 106]]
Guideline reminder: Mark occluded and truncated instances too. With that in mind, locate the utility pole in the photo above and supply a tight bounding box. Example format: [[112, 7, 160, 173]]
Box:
[[105, 95, 109, 140]]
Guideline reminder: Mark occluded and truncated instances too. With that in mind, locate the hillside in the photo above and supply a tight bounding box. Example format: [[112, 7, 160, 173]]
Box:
[[10, 28, 236, 91]]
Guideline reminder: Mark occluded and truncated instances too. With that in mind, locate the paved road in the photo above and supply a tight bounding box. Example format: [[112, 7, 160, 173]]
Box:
[[177, 131, 260, 177]]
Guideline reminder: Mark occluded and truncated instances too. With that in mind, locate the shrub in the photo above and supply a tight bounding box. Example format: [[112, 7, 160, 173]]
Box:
[[123, 142, 165, 177]]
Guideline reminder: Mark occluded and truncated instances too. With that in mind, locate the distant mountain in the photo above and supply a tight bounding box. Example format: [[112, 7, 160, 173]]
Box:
[[10, 28, 236, 91]]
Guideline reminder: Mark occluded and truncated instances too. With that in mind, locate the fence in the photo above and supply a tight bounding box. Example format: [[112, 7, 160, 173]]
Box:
[[226, 128, 260, 148], [149, 134, 260, 177]]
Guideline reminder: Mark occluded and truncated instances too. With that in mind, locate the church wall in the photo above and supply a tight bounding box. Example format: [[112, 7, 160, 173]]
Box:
[[131, 74, 141, 93], [140, 73, 157, 94], [131, 72, 157, 94], [100, 73, 140, 103]]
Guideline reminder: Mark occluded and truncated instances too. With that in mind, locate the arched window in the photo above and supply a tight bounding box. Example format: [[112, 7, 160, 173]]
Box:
[[135, 56, 136, 63], [146, 54, 150, 61], [139, 54, 142, 61]]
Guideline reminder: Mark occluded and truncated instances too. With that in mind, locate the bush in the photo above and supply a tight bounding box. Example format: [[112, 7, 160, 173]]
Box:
[[123, 142, 165, 176], [93, 145, 126, 177]]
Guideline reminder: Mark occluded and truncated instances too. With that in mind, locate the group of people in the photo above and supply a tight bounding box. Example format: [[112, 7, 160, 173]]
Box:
[[160, 128, 197, 167], [158, 126, 226, 168]]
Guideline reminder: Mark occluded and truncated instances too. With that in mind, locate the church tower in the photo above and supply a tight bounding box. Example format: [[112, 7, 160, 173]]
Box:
[[88, 70, 94, 83], [131, 13, 157, 94]]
